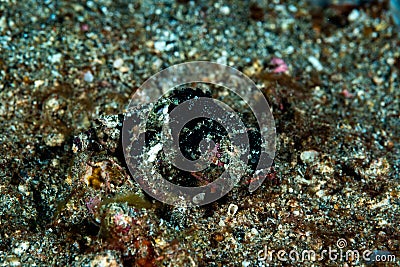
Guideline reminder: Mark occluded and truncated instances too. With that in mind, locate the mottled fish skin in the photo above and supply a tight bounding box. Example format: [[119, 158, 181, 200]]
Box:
[[309, 0, 400, 27], [390, 0, 400, 26], [308, 0, 369, 7]]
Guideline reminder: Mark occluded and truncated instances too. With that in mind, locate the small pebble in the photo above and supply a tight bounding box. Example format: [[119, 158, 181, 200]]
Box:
[[119, 66, 129, 73], [81, 24, 89, 31], [113, 58, 124, 69], [227, 203, 238, 216], [348, 9, 360, 22], [373, 76, 384, 85], [307, 56, 323, 71], [387, 58, 395, 65], [220, 6, 230, 15], [250, 228, 259, 235], [300, 150, 319, 164], [288, 4, 297, 12], [45, 133, 65, 147], [147, 143, 163, 162], [152, 58, 163, 70], [216, 56, 227, 65], [315, 189, 326, 198], [154, 41, 167, 52], [341, 89, 354, 98], [34, 80, 44, 88], [18, 184, 29, 196], [13, 242, 29, 256], [48, 53, 62, 64], [84, 71, 94, 82]]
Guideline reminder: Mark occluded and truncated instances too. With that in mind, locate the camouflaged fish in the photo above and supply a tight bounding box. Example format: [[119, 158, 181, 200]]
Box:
[[309, 0, 400, 27]]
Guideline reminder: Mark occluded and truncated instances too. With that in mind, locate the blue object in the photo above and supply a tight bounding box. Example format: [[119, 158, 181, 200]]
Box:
[[390, 0, 400, 26]]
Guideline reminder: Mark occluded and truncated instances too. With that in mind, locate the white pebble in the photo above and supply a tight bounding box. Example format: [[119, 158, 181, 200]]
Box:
[[84, 71, 94, 82], [0, 16, 6, 29], [285, 45, 294, 54], [251, 228, 259, 235], [147, 143, 163, 162], [18, 184, 29, 196], [48, 53, 62, 63], [348, 9, 360, 22], [220, 6, 230, 15], [316, 189, 326, 198], [300, 150, 319, 164], [387, 58, 395, 65], [13, 242, 29, 256], [227, 203, 238, 216], [308, 56, 323, 71], [113, 58, 124, 69], [119, 66, 129, 73], [216, 56, 227, 65], [165, 43, 174, 51], [152, 58, 163, 70], [288, 5, 298, 12], [34, 80, 44, 88], [154, 41, 166, 52]]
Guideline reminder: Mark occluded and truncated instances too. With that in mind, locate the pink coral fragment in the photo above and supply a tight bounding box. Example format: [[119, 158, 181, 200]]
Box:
[[341, 89, 354, 98], [270, 57, 289, 73]]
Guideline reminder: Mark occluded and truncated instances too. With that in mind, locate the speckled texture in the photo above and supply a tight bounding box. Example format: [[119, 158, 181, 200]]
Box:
[[0, 0, 399, 266]]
